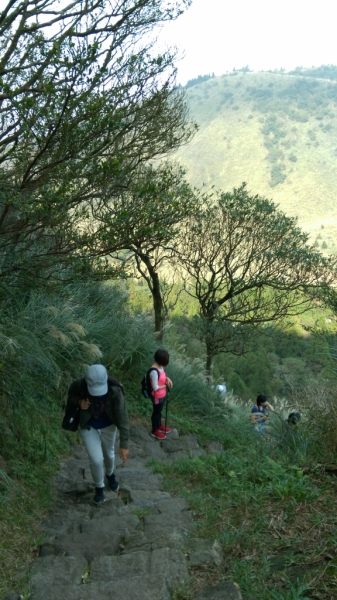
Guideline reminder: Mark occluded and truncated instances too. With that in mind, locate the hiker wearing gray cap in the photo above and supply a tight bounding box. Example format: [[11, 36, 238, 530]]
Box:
[[66, 364, 129, 504]]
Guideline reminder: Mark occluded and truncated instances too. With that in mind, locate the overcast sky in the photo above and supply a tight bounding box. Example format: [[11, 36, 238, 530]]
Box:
[[159, 0, 337, 85]]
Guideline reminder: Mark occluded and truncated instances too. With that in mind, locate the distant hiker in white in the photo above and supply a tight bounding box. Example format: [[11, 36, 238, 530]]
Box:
[[215, 383, 227, 397]]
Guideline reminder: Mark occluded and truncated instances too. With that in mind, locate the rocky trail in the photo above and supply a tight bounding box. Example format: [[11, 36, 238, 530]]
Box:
[[6, 425, 252, 600]]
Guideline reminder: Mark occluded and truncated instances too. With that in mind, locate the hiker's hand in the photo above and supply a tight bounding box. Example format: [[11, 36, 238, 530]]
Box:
[[166, 377, 173, 389], [79, 398, 91, 410], [120, 448, 129, 464]]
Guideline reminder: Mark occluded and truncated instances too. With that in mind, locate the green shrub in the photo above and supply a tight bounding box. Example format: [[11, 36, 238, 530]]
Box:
[[307, 129, 316, 141], [293, 383, 337, 461], [269, 165, 287, 187]]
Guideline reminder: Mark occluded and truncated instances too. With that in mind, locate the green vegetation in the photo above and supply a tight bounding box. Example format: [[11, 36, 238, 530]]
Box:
[[173, 184, 335, 378], [2, 3, 337, 599], [150, 389, 337, 599], [288, 65, 337, 80], [175, 67, 337, 243], [0, 0, 195, 292], [185, 73, 216, 88], [2, 280, 337, 599]]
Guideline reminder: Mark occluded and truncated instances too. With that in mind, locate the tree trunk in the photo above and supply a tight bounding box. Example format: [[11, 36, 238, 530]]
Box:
[[135, 252, 165, 341], [205, 342, 214, 385], [153, 275, 164, 341]]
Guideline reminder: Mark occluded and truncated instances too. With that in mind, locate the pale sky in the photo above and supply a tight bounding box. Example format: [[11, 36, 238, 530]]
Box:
[[159, 0, 337, 85]]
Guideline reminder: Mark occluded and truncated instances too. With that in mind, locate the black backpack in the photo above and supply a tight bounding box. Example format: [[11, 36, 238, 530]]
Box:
[[140, 368, 159, 399]]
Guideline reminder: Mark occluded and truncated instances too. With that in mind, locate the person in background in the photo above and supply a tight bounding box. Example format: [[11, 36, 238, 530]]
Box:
[[215, 383, 227, 397], [149, 349, 173, 440], [251, 393, 274, 433], [66, 364, 129, 504], [285, 412, 301, 428]]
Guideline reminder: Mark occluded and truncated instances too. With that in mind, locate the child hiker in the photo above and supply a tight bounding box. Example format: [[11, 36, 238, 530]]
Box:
[[149, 349, 173, 440]]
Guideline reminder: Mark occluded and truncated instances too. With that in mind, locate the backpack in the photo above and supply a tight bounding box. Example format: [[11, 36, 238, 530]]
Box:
[[141, 368, 159, 399], [62, 405, 80, 432]]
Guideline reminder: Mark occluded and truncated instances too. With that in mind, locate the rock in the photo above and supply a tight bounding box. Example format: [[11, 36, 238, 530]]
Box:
[[117, 468, 164, 491], [143, 510, 193, 535], [184, 538, 224, 567], [55, 458, 93, 493], [195, 581, 242, 600], [40, 530, 124, 562], [38, 507, 91, 537], [155, 497, 189, 513], [160, 438, 184, 453], [168, 428, 180, 439], [30, 579, 173, 600], [139, 441, 168, 460], [123, 530, 152, 554], [129, 424, 153, 444], [71, 444, 88, 460], [126, 439, 147, 458], [30, 555, 88, 589], [81, 513, 140, 534], [166, 450, 189, 461], [189, 449, 207, 458], [129, 489, 171, 505], [206, 441, 225, 454], [90, 547, 189, 586], [181, 435, 201, 450]]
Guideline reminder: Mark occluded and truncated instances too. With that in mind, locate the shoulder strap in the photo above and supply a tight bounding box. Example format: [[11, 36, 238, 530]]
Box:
[[108, 375, 125, 395], [147, 368, 159, 376], [80, 377, 88, 396], [147, 368, 159, 389]]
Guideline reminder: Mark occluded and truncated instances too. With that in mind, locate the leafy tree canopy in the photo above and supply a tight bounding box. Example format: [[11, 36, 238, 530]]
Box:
[[175, 184, 336, 375], [108, 161, 196, 337], [0, 0, 195, 290]]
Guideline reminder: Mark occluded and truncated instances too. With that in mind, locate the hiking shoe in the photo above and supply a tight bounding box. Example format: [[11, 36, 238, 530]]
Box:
[[159, 425, 171, 434], [151, 429, 166, 440], [94, 487, 105, 504], [107, 472, 119, 492]]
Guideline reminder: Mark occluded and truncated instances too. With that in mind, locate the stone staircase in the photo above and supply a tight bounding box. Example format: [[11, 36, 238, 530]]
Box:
[[15, 425, 247, 600]]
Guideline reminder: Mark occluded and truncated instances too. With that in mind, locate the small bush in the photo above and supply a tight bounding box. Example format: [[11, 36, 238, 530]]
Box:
[[269, 165, 287, 187], [293, 383, 337, 461]]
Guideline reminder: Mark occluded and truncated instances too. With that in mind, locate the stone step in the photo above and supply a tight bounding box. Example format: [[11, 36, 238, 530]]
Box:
[[24, 425, 242, 600], [117, 467, 164, 491], [30, 578, 173, 600], [90, 548, 189, 585]]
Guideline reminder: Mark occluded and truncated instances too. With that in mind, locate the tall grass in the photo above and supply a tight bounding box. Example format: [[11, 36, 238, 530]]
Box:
[[0, 282, 156, 457], [0, 281, 158, 598], [290, 383, 337, 462]]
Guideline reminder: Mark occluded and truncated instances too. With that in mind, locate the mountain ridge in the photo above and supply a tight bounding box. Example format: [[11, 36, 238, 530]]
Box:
[[175, 67, 337, 250]]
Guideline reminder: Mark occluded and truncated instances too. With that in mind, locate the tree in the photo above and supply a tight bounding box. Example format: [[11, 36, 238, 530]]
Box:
[[175, 184, 336, 380], [107, 162, 195, 339], [0, 0, 195, 291]]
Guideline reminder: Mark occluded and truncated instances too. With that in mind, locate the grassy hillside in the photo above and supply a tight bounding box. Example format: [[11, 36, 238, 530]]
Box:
[[176, 67, 337, 248]]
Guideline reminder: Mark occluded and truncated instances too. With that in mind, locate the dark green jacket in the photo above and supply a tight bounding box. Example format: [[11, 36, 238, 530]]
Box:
[[66, 375, 129, 449]]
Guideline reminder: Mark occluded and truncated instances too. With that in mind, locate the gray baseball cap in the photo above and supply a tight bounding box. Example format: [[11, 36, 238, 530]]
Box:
[[85, 364, 108, 396]]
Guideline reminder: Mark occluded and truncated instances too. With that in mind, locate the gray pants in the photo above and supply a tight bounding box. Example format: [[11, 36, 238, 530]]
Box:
[[79, 424, 117, 487]]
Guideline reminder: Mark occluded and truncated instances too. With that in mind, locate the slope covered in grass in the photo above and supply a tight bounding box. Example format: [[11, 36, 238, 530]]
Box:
[[176, 67, 337, 247]]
